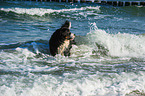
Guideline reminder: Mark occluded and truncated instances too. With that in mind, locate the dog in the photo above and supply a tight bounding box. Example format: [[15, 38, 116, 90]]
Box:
[[49, 20, 75, 56]]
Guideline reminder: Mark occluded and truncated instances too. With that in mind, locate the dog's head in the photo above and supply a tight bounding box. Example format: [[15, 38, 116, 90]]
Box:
[[60, 20, 75, 41], [60, 28, 75, 41]]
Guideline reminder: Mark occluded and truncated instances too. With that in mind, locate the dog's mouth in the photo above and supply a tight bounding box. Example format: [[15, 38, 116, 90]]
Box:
[[65, 33, 75, 40]]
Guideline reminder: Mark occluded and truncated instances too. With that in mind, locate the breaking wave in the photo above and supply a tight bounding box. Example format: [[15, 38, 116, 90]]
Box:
[[86, 23, 145, 58], [0, 6, 100, 16]]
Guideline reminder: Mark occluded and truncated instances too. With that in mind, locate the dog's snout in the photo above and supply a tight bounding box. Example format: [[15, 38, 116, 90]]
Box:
[[70, 33, 75, 40]]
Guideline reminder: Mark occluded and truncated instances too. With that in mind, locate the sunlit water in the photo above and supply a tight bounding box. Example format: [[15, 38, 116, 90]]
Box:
[[0, 1, 145, 96]]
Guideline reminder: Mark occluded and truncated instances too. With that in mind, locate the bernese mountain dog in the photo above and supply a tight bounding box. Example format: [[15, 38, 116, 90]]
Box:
[[49, 20, 75, 56]]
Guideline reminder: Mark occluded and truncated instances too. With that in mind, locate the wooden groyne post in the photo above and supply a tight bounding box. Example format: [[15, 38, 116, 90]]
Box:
[[99, 1, 145, 6], [2, 0, 145, 6], [32, 0, 145, 6]]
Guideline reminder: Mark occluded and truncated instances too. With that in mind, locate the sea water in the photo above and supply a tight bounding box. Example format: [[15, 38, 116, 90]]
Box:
[[0, 1, 145, 96]]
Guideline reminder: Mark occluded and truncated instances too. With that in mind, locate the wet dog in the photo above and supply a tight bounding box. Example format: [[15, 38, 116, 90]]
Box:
[[49, 21, 75, 56]]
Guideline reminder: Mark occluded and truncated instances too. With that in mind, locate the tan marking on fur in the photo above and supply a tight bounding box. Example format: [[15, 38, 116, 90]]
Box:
[[57, 40, 70, 56]]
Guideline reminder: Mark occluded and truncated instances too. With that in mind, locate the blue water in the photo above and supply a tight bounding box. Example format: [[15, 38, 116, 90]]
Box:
[[0, 1, 145, 96]]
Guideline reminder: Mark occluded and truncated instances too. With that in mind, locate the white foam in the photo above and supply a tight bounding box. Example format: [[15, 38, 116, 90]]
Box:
[[0, 48, 36, 70], [0, 71, 145, 96], [71, 44, 93, 58]]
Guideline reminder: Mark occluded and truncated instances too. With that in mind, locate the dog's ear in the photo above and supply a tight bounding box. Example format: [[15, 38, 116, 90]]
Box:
[[61, 20, 71, 29]]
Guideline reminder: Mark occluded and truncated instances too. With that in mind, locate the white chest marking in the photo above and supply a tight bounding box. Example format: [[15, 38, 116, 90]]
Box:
[[57, 40, 70, 55]]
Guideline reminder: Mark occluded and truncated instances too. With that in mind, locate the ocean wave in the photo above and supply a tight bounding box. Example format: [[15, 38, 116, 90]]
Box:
[[86, 23, 145, 57], [0, 39, 50, 54], [0, 6, 100, 16]]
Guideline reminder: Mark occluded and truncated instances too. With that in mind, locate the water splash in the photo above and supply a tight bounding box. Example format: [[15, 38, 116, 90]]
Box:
[[87, 22, 145, 57]]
